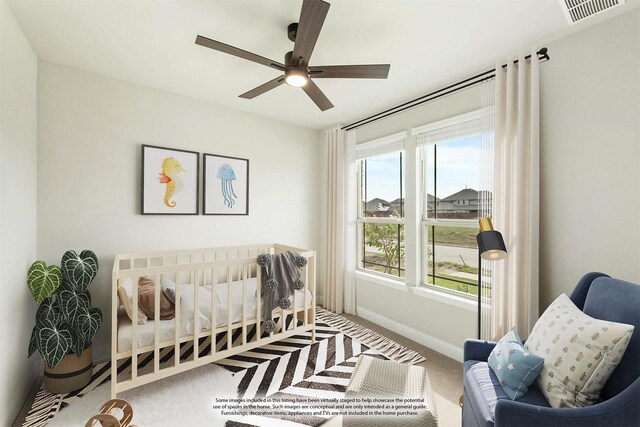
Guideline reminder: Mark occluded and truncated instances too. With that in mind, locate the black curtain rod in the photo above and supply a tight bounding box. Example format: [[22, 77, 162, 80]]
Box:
[[342, 47, 550, 131]]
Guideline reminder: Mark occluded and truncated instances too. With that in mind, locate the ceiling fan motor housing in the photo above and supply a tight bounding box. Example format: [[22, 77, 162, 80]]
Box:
[[285, 50, 294, 66], [287, 23, 298, 42]]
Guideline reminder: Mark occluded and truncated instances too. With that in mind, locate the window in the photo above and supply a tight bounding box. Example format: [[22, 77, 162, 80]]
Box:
[[416, 111, 490, 297], [356, 133, 406, 279], [354, 113, 493, 299]]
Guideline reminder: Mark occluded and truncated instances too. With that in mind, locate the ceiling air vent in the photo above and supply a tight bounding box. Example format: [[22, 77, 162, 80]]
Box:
[[559, 0, 625, 24]]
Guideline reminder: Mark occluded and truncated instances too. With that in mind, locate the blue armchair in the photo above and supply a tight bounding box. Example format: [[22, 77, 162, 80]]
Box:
[[462, 272, 640, 427]]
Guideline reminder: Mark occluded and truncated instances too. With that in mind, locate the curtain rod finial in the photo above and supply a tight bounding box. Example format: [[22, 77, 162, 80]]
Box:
[[537, 47, 549, 61]]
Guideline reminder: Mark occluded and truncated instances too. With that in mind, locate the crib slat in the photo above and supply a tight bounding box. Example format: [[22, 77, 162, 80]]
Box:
[[132, 275, 138, 381], [111, 268, 118, 399], [256, 260, 261, 342], [193, 269, 200, 361], [211, 266, 217, 354], [227, 266, 232, 351], [154, 274, 161, 374], [310, 253, 316, 342], [304, 260, 309, 327], [293, 258, 298, 331], [269, 248, 275, 338], [174, 275, 182, 368], [242, 264, 247, 346]]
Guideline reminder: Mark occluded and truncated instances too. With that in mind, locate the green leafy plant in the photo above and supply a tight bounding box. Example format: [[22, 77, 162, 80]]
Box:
[[28, 250, 102, 368], [364, 211, 405, 275]]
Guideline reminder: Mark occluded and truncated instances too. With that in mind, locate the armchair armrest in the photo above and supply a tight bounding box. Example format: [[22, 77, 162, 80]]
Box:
[[463, 339, 497, 362], [494, 378, 640, 427]]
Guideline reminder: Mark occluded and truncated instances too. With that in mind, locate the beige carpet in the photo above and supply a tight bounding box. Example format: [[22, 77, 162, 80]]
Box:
[[321, 314, 463, 427]]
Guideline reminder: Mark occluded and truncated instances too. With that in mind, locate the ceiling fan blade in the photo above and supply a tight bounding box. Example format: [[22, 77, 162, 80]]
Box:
[[195, 35, 285, 71], [291, 0, 330, 66], [302, 79, 334, 111], [309, 64, 390, 79], [239, 76, 286, 99]]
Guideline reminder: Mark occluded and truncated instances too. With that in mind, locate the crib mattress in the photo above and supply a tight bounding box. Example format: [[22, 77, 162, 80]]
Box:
[[117, 278, 313, 352]]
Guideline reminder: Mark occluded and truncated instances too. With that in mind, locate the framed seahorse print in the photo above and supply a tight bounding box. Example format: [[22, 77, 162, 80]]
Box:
[[141, 145, 199, 215], [203, 153, 249, 215]]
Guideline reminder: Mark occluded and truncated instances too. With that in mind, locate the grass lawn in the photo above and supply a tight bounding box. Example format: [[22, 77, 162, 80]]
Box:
[[427, 225, 477, 248], [427, 274, 479, 295], [434, 260, 478, 275]]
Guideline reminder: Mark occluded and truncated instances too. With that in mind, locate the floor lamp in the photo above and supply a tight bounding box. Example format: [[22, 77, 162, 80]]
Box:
[[476, 218, 507, 340]]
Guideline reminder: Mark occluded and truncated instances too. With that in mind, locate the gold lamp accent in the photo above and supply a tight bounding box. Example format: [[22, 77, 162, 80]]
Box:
[[479, 217, 494, 232]]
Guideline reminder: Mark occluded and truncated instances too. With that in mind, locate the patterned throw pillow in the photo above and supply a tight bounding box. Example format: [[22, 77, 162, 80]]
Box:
[[488, 330, 545, 400], [524, 293, 634, 408]]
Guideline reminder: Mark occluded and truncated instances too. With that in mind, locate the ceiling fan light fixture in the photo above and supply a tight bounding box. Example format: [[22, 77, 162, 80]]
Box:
[[284, 69, 309, 87]]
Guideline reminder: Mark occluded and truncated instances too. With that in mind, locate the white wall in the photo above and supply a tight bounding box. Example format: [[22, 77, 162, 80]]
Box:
[[37, 62, 322, 360], [0, 0, 39, 424], [539, 10, 640, 308]]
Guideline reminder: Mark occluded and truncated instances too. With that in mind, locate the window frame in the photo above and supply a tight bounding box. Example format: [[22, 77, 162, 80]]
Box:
[[415, 109, 485, 299], [355, 133, 407, 281]]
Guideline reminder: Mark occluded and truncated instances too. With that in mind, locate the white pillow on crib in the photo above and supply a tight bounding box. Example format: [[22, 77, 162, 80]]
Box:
[[179, 285, 222, 334], [161, 277, 177, 303]]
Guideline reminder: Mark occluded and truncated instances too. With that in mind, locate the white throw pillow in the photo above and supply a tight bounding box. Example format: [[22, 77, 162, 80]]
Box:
[[160, 277, 177, 303], [524, 293, 634, 408]]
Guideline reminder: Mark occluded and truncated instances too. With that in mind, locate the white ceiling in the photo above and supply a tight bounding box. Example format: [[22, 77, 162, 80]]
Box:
[[7, 0, 639, 130]]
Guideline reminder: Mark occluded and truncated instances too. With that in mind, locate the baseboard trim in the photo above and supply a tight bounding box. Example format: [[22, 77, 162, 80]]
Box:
[[356, 306, 464, 362]]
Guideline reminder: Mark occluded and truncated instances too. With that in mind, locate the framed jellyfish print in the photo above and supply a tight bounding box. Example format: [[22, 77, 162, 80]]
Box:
[[141, 145, 199, 215], [203, 153, 249, 215]]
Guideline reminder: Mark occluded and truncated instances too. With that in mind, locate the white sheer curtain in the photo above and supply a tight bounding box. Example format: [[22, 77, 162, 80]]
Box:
[[489, 50, 540, 340], [323, 126, 357, 315], [480, 79, 495, 341]]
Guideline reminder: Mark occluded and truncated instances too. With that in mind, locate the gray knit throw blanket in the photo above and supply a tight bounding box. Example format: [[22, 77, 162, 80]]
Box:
[[256, 251, 307, 333]]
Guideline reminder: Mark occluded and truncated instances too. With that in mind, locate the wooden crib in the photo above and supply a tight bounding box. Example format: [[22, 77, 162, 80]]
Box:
[[110, 243, 316, 398]]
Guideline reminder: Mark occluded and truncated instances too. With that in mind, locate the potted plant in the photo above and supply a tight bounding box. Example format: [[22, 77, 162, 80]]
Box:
[[27, 250, 103, 394]]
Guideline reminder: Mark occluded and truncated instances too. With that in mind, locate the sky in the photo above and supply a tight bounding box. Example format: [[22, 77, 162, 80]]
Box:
[[364, 134, 483, 202]]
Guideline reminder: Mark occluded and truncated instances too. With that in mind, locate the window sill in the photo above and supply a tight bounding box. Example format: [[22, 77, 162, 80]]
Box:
[[355, 269, 406, 291], [355, 270, 476, 312]]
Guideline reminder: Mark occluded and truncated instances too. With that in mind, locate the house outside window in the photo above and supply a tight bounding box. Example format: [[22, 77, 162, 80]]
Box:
[[356, 132, 406, 279]]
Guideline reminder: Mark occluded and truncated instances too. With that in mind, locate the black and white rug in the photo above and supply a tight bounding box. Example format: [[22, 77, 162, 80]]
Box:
[[23, 308, 425, 427]]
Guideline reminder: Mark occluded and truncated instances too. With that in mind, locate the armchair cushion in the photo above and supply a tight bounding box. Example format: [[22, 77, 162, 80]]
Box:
[[463, 360, 550, 426]]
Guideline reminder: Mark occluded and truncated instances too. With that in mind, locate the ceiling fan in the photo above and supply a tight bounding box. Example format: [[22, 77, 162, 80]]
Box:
[[195, 0, 390, 111]]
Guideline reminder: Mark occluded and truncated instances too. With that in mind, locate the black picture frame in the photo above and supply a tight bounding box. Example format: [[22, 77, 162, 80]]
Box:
[[202, 153, 249, 216], [141, 144, 200, 215]]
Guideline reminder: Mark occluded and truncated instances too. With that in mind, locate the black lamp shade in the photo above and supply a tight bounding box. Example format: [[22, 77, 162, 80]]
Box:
[[476, 230, 507, 260]]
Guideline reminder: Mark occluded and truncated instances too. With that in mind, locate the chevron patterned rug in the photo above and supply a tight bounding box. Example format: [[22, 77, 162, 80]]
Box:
[[23, 308, 425, 427]]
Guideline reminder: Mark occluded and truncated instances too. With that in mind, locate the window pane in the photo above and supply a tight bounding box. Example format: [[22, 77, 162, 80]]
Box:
[[361, 151, 404, 218], [361, 223, 405, 278], [425, 225, 482, 296], [425, 135, 483, 220]]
